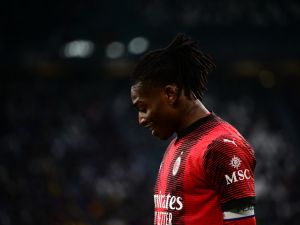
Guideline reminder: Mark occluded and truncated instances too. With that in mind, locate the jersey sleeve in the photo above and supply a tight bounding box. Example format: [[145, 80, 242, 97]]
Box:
[[203, 135, 256, 211]]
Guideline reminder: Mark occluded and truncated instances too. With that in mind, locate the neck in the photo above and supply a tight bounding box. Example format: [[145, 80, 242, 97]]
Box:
[[177, 99, 210, 133]]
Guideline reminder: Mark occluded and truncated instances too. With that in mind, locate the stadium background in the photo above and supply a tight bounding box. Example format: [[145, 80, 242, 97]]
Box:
[[1, 0, 300, 225]]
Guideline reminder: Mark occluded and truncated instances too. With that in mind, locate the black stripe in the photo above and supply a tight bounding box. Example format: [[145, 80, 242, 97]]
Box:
[[222, 196, 256, 211], [176, 112, 215, 140]]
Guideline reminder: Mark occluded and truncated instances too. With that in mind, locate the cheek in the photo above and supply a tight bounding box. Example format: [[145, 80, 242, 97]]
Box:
[[147, 98, 176, 130], [153, 106, 175, 128]]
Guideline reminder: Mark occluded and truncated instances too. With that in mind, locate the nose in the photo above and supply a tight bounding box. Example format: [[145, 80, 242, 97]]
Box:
[[138, 114, 147, 126]]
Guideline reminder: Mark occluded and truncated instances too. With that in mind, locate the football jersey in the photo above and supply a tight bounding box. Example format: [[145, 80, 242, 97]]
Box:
[[154, 113, 256, 225]]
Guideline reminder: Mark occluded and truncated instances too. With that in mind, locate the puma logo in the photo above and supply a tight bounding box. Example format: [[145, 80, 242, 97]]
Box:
[[223, 138, 237, 147]]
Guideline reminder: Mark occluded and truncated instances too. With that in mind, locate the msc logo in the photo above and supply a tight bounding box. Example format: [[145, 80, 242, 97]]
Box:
[[229, 155, 242, 169], [225, 169, 251, 185]]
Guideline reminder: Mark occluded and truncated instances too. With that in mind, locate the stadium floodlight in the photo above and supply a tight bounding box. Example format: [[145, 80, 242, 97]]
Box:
[[128, 37, 149, 55], [105, 41, 125, 59], [63, 40, 95, 58]]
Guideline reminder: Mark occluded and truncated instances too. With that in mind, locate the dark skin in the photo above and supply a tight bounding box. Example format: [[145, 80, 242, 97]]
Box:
[[131, 81, 210, 140]]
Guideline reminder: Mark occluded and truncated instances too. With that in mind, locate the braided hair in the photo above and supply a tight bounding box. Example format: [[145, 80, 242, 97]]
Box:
[[131, 33, 216, 101]]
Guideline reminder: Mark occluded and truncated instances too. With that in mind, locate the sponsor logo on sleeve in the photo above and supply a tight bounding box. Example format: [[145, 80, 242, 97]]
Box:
[[225, 155, 251, 185], [229, 155, 242, 169]]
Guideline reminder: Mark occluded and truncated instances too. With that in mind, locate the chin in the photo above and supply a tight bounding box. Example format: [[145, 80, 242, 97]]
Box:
[[154, 131, 173, 140]]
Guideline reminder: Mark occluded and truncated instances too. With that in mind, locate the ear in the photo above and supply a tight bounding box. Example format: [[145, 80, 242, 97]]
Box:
[[163, 84, 179, 105]]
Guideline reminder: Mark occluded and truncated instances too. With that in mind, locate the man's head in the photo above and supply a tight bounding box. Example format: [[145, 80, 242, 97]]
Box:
[[131, 33, 215, 140]]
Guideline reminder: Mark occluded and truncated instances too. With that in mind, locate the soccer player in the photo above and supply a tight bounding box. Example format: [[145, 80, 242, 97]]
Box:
[[130, 34, 256, 225]]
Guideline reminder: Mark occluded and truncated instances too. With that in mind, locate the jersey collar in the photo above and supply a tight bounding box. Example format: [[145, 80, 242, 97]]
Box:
[[176, 111, 215, 140]]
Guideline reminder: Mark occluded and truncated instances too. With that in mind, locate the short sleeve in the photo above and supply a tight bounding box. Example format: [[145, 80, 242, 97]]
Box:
[[204, 135, 256, 211]]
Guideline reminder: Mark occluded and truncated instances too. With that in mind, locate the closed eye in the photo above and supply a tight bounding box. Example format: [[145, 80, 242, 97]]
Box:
[[138, 108, 147, 113], [132, 102, 147, 113]]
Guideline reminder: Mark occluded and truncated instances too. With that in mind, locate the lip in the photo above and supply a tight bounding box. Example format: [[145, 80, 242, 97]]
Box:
[[144, 123, 153, 129]]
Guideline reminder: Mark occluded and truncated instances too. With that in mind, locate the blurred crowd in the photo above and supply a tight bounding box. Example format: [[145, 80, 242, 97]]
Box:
[[0, 74, 299, 225], [135, 0, 300, 28], [1, 0, 299, 224]]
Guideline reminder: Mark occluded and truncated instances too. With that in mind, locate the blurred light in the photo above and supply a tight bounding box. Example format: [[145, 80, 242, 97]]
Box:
[[282, 60, 300, 75], [63, 40, 94, 58], [234, 61, 261, 77], [259, 70, 276, 88], [106, 42, 125, 59], [128, 37, 149, 55], [105, 60, 132, 78]]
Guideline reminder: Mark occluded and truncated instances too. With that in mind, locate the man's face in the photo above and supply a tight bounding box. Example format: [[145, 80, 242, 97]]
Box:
[[131, 82, 177, 140]]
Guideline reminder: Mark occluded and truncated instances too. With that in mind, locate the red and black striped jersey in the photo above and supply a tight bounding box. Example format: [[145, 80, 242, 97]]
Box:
[[154, 113, 256, 225]]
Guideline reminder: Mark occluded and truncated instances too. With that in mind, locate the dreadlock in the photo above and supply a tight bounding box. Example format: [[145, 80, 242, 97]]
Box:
[[131, 33, 216, 101]]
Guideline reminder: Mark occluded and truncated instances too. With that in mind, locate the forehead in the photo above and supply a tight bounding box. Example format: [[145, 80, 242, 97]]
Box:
[[131, 82, 160, 103]]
